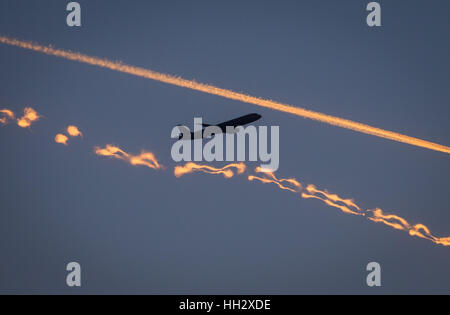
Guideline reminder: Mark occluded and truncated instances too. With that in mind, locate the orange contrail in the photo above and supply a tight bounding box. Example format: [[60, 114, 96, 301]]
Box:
[[248, 166, 302, 193], [252, 170, 448, 244], [67, 125, 82, 137], [0, 109, 15, 124], [174, 162, 246, 178], [94, 144, 162, 170], [55, 133, 69, 145], [54, 125, 83, 146], [1, 107, 40, 128], [17, 107, 40, 128], [175, 162, 449, 246], [367, 208, 450, 246], [301, 192, 363, 216], [1, 35, 449, 154], [305, 184, 360, 211]]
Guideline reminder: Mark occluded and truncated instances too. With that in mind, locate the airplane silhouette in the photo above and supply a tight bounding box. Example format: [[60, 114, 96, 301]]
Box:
[[177, 113, 262, 140]]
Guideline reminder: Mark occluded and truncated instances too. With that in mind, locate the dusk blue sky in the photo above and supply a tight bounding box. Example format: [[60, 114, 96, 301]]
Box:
[[0, 0, 449, 293]]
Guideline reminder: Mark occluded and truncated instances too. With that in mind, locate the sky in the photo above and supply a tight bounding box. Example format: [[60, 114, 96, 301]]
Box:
[[0, 0, 449, 294]]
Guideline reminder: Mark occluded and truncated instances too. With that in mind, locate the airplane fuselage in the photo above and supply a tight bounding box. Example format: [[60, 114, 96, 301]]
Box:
[[184, 113, 262, 140], [215, 113, 262, 132]]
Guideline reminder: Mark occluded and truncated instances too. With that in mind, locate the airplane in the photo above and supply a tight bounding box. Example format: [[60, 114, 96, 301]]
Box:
[[177, 113, 262, 140]]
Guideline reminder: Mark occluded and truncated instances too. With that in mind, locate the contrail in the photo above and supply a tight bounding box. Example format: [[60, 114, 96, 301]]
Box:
[[1, 35, 449, 154], [17, 107, 40, 128], [248, 166, 302, 193], [95, 144, 162, 170], [67, 125, 83, 137], [0, 107, 40, 128], [54, 125, 83, 146], [3, 104, 447, 246], [0, 109, 15, 124], [176, 162, 450, 246], [174, 162, 246, 178], [55, 133, 69, 145]]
